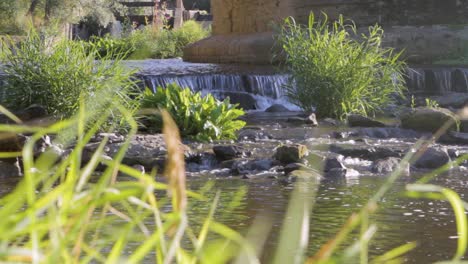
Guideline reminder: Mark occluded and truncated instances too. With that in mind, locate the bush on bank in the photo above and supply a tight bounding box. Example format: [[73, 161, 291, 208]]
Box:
[[276, 13, 406, 119], [1, 31, 139, 123]]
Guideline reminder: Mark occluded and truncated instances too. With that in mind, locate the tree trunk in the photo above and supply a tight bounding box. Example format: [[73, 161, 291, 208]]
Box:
[[26, 0, 40, 16], [44, 0, 52, 23]]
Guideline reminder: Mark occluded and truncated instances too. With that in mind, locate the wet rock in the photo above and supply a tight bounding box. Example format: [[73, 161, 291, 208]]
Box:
[[237, 129, 273, 141], [330, 144, 404, 161], [286, 113, 318, 126], [0, 160, 22, 177], [438, 131, 468, 145], [413, 147, 450, 169], [0, 134, 28, 152], [102, 134, 170, 170], [356, 127, 424, 139], [324, 156, 346, 172], [400, 107, 457, 133], [347, 114, 386, 127], [371, 157, 404, 174], [92, 133, 125, 144], [430, 93, 468, 108], [186, 152, 218, 171], [329, 131, 356, 139], [80, 148, 113, 171], [326, 168, 359, 178], [460, 120, 468, 133], [274, 144, 309, 164], [213, 145, 246, 161], [265, 104, 291, 113], [322, 118, 342, 126], [231, 158, 278, 175], [214, 91, 258, 110]]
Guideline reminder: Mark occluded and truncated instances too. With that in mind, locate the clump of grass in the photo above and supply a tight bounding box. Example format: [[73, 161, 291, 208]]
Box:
[[0, 30, 139, 125], [128, 21, 210, 59], [140, 83, 246, 141], [276, 13, 406, 119]]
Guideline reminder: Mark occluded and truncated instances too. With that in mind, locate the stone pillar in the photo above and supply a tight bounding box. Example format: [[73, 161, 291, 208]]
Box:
[[174, 0, 185, 29]]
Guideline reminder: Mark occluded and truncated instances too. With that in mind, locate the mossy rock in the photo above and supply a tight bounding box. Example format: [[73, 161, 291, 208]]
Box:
[[400, 107, 458, 133]]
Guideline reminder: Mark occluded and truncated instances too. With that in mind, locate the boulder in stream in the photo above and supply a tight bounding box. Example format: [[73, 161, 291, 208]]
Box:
[[274, 144, 309, 164], [265, 104, 291, 113], [400, 107, 458, 133], [213, 145, 246, 161], [413, 147, 450, 169]]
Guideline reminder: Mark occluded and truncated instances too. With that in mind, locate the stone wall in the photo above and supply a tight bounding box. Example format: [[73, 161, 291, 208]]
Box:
[[184, 0, 468, 64]]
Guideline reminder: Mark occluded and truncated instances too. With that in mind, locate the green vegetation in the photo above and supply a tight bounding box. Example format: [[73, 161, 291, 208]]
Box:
[[81, 36, 136, 59], [0, 101, 257, 263], [140, 83, 246, 141], [0, 0, 125, 35], [79, 21, 210, 60], [276, 13, 406, 119], [0, 31, 138, 123], [128, 21, 210, 59]]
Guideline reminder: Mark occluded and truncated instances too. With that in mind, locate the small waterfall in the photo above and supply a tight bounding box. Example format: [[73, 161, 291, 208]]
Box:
[[141, 73, 296, 110], [245, 74, 290, 99], [142, 74, 246, 93], [406, 67, 468, 94], [406, 68, 425, 91]]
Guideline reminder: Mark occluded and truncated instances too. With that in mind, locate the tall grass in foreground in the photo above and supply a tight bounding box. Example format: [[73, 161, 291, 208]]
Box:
[[276, 13, 406, 119], [0, 98, 256, 263]]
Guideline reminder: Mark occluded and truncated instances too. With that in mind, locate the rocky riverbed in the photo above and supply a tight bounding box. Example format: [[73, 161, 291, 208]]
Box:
[[2, 104, 468, 181]]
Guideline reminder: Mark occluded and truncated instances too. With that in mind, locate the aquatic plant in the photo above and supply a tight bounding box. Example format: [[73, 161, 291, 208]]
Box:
[[140, 83, 246, 141], [0, 30, 139, 123], [276, 12, 406, 119]]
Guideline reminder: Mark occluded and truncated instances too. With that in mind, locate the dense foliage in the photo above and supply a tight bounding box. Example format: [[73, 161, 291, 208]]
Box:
[[79, 21, 209, 60], [140, 83, 246, 141], [276, 13, 406, 119], [81, 36, 135, 59], [0, 31, 138, 121], [128, 21, 210, 59], [0, 0, 125, 34]]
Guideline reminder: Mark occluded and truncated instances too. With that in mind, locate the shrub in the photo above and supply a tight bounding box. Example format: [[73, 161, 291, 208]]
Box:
[[0, 31, 139, 122], [276, 13, 406, 119], [82, 36, 136, 59], [128, 21, 210, 59], [140, 83, 246, 141]]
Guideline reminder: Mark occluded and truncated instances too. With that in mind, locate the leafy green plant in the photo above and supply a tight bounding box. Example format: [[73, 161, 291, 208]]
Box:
[[425, 98, 440, 108], [276, 13, 406, 119], [82, 36, 136, 59], [140, 83, 246, 141], [0, 30, 139, 123]]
